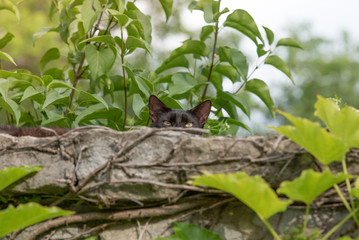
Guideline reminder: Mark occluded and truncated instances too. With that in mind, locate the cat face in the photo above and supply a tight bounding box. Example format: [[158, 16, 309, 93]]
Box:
[[149, 95, 211, 128]]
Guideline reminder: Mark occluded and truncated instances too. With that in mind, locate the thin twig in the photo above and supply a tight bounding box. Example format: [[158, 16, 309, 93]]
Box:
[[201, 0, 221, 101]]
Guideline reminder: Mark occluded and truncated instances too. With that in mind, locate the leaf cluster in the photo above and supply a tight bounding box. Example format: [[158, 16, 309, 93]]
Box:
[[0, 0, 300, 135]]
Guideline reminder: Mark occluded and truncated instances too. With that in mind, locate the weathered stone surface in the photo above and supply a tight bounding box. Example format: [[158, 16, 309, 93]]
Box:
[[1, 127, 358, 240]]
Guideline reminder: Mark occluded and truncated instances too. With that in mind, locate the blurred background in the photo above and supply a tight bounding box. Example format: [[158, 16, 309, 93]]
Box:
[[1, 0, 358, 134]]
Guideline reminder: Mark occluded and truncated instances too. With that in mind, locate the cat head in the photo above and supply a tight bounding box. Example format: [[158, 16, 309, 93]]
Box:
[[149, 95, 211, 128]]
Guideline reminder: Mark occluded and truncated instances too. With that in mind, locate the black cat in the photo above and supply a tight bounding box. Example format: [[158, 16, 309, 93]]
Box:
[[149, 95, 211, 128]]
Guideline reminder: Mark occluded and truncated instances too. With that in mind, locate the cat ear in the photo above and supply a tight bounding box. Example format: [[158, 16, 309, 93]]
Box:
[[149, 95, 170, 121], [190, 100, 211, 127]]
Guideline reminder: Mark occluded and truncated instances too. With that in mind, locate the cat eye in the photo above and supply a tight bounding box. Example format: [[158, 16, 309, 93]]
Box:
[[163, 120, 172, 126], [184, 122, 193, 128]]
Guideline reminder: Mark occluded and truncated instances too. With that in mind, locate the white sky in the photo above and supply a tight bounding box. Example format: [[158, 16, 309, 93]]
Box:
[[227, 0, 359, 41]]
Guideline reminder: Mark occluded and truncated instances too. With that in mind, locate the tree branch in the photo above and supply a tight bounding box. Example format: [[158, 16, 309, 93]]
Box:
[[25, 199, 219, 240]]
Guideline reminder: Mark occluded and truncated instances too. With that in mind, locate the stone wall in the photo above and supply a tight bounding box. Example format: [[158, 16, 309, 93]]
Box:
[[0, 127, 358, 240]]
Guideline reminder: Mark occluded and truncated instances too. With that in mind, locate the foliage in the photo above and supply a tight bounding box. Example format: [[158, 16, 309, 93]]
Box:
[[0, 165, 73, 238], [155, 222, 222, 240], [279, 26, 359, 122], [0, 0, 299, 135], [192, 96, 359, 239]]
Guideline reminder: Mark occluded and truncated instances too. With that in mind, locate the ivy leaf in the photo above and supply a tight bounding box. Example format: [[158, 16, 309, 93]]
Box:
[[85, 45, 116, 80], [245, 79, 274, 117], [276, 38, 303, 49], [159, 0, 173, 21], [0, 165, 43, 192], [270, 110, 348, 165], [314, 96, 359, 148], [265, 55, 294, 84], [277, 169, 350, 205], [193, 171, 292, 220], [0, 32, 14, 49], [224, 9, 263, 45], [0, 203, 73, 238], [39, 48, 60, 72], [155, 222, 222, 240], [263, 26, 274, 45], [0, 51, 16, 66], [218, 46, 248, 79]]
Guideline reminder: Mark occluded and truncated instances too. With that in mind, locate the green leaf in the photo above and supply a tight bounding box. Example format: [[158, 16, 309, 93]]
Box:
[[81, 0, 102, 33], [33, 27, 58, 46], [218, 46, 248, 79], [77, 91, 109, 110], [224, 9, 263, 45], [0, 32, 14, 49], [156, 55, 189, 74], [200, 25, 215, 42], [0, 51, 16, 65], [351, 177, 359, 199], [155, 222, 222, 240], [167, 40, 209, 61], [132, 94, 146, 118], [263, 26, 274, 45], [0, 70, 43, 86], [277, 169, 350, 205], [20, 86, 44, 104], [43, 90, 70, 109], [39, 48, 60, 72], [75, 103, 122, 124], [0, 202, 73, 238], [265, 55, 294, 83], [270, 110, 348, 165], [126, 36, 150, 53], [314, 95, 359, 148], [276, 38, 303, 49], [159, 0, 173, 21], [245, 79, 274, 117], [0, 0, 20, 21], [217, 91, 249, 117], [193, 171, 292, 220], [47, 80, 75, 91], [0, 165, 43, 192], [85, 45, 116, 80], [157, 94, 185, 109], [0, 97, 21, 125], [168, 73, 200, 97], [213, 65, 241, 83], [78, 35, 116, 49]]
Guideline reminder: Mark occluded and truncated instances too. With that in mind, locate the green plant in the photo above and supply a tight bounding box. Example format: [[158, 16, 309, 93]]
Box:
[[155, 222, 222, 240], [191, 96, 359, 240], [0, 165, 73, 238], [0, 0, 300, 135]]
